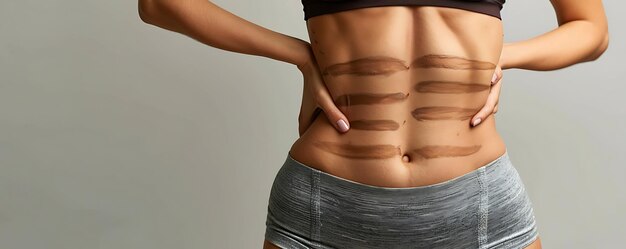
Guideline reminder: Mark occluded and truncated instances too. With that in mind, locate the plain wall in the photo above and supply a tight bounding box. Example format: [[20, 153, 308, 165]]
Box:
[[0, 0, 623, 248]]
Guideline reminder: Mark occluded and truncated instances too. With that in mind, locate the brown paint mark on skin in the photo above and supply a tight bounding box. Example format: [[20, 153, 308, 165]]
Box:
[[415, 80, 490, 93], [322, 56, 409, 77], [412, 145, 482, 159], [411, 106, 481, 121], [334, 92, 408, 107], [350, 120, 400, 131], [411, 54, 496, 70], [313, 141, 401, 159]]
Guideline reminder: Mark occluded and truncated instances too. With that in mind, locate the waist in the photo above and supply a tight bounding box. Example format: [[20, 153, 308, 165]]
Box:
[[289, 112, 506, 187]]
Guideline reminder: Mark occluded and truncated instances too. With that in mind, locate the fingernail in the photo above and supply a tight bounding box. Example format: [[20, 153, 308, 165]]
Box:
[[336, 119, 349, 132], [491, 73, 497, 84], [472, 118, 482, 126]]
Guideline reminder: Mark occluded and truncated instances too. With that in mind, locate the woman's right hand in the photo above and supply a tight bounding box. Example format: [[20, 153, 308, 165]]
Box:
[[297, 54, 350, 137]]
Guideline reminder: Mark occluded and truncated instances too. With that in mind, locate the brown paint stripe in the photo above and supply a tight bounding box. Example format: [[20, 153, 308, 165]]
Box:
[[322, 56, 409, 77], [411, 106, 480, 121], [350, 120, 400, 131], [411, 54, 496, 70], [313, 141, 401, 159], [334, 92, 408, 107], [415, 80, 490, 93], [412, 145, 482, 159]]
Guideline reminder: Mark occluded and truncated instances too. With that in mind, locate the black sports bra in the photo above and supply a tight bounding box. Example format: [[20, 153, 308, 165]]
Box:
[[301, 0, 506, 20]]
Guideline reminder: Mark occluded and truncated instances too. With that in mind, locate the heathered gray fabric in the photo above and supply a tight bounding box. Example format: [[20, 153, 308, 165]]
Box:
[[265, 150, 539, 249]]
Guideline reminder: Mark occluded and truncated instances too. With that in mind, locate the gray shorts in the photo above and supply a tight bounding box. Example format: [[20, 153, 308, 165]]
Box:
[[264, 150, 539, 249]]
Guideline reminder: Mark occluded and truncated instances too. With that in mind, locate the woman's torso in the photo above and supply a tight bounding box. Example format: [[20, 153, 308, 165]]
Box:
[[289, 6, 506, 188]]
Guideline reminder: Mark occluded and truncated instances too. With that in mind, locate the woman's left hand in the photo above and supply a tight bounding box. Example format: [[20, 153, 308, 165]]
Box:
[[470, 60, 503, 127]]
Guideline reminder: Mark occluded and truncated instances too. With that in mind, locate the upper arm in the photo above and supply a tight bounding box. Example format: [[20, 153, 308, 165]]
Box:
[[549, 0, 609, 48]]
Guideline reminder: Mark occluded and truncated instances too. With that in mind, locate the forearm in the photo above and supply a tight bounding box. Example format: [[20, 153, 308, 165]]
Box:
[[501, 20, 609, 71], [138, 0, 313, 68]]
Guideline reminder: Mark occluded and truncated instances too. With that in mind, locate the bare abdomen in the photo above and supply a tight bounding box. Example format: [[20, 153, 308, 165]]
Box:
[[289, 53, 507, 188], [289, 6, 506, 188]]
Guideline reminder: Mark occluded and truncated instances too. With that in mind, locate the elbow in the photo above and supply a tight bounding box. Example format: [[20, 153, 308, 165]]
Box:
[[138, 0, 154, 24], [595, 32, 610, 60], [138, 0, 164, 24], [587, 29, 610, 62]]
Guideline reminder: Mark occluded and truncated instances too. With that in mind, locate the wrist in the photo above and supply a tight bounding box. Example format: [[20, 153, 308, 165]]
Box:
[[500, 42, 514, 70], [296, 44, 316, 73], [501, 42, 529, 70]]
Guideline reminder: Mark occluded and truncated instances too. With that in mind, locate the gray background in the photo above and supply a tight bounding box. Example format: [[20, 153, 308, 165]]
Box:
[[0, 0, 623, 248]]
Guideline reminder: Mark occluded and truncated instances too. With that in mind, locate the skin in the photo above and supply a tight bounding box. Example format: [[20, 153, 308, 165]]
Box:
[[137, 1, 609, 248]]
